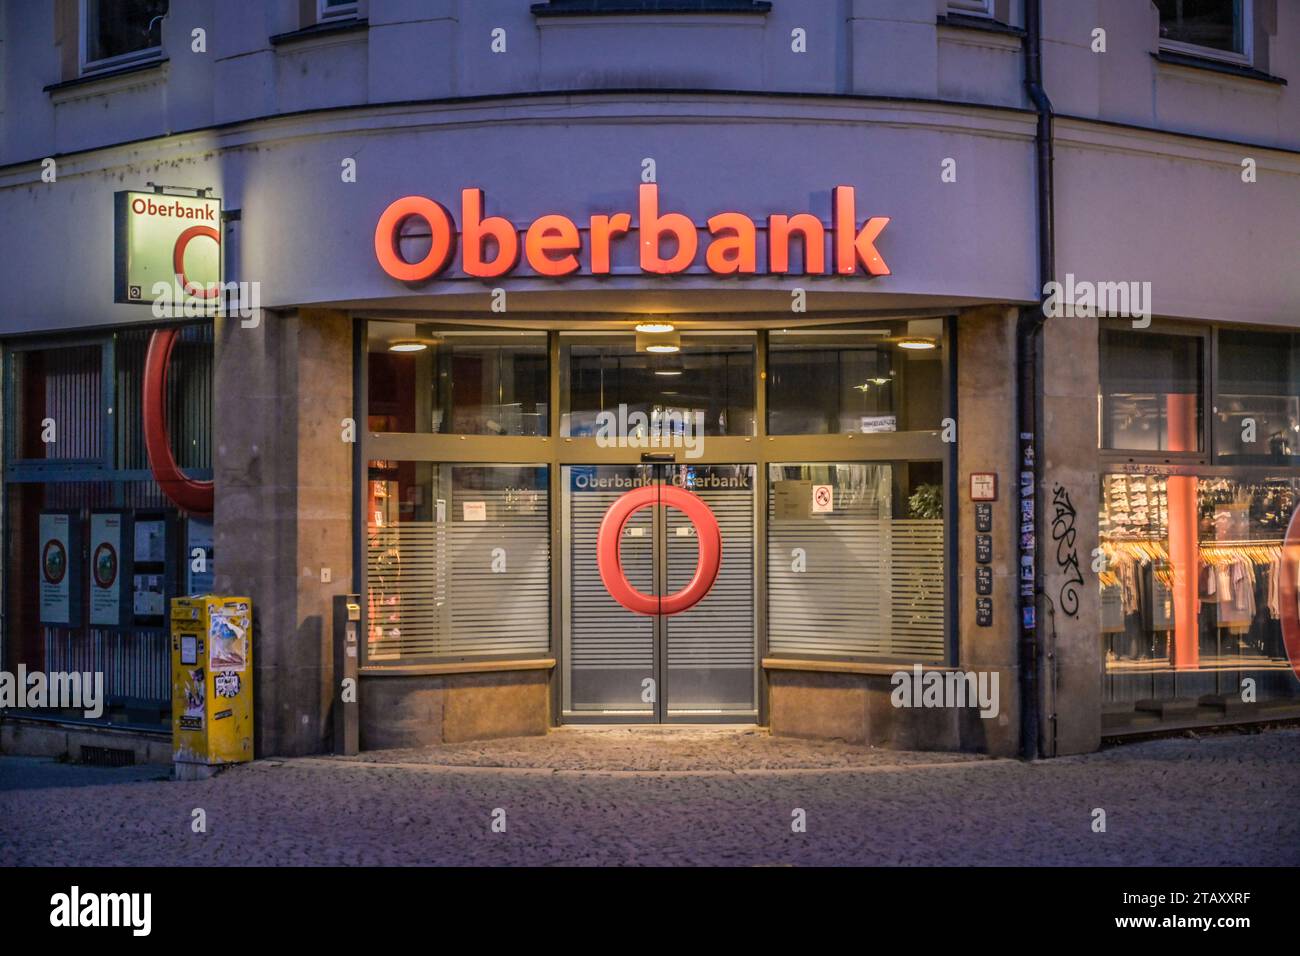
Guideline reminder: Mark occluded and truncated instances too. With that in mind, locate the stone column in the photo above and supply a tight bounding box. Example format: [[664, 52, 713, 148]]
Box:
[[1040, 313, 1102, 755], [956, 305, 1021, 757], [212, 309, 353, 757]]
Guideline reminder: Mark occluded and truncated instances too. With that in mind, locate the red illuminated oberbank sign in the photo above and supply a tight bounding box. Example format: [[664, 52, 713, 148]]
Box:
[[373, 185, 890, 280]]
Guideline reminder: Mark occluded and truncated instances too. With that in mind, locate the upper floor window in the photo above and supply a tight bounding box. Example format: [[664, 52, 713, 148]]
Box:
[[947, 0, 993, 16], [1156, 0, 1252, 65], [318, 0, 359, 20], [81, 0, 168, 73]]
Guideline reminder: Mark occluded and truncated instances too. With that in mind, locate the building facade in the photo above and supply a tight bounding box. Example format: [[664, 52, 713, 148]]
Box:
[[1, 0, 1298, 762]]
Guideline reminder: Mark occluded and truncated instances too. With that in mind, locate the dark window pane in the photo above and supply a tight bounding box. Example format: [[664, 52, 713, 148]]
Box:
[[1099, 330, 1203, 452], [85, 0, 169, 65], [561, 333, 754, 437], [1214, 330, 1300, 464], [368, 324, 549, 436], [1156, 0, 1243, 54], [767, 323, 943, 435]]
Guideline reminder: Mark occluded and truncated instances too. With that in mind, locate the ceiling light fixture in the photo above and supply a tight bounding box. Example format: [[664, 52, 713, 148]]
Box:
[[898, 337, 937, 351], [389, 339, 429, 352], [635, 321, 675, 334]]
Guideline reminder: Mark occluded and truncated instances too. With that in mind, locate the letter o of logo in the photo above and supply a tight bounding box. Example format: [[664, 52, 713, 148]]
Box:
[[596, 484, 721, 616], [374, 196, 456, 282], [143, 328, 214, 516], [172, 225, 221, 299]]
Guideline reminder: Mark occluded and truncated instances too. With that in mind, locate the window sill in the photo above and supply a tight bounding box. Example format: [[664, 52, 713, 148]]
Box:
[[43, 57, 168, 95], [532, 0, 771, 16], [1152, 51, 1286, 86], [763, 657, 954, 677], [270, 17, 369, 47], [360, 658, 556, 677], [935, 13, 1025, 39]]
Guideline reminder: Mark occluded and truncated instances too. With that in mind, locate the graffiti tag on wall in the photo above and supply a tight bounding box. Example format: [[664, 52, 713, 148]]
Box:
[[1051, 484, 1084, 618]]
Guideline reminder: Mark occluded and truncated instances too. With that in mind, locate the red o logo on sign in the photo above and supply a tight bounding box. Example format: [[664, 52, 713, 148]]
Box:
[[172, 225, 220, 299], [597, 485, 721, 616]]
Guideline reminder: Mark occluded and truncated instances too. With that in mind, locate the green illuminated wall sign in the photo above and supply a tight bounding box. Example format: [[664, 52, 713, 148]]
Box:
[[114, 191, 222, 305]]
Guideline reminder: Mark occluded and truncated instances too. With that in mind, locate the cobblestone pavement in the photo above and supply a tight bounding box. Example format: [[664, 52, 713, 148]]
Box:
[[2, 726, 1297, 866]]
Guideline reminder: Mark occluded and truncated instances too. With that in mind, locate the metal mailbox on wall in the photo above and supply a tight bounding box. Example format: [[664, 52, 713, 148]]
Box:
[[171, 595, 253, 769]]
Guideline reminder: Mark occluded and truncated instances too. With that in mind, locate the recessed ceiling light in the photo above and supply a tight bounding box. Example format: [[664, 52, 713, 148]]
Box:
[[645, 344, 680, 354], [636, 322, 675, 334], [898, 338, 936, 350], [389, 339, 428, 352]]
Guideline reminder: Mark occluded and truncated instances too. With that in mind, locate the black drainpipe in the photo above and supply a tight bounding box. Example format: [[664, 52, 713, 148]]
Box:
[[1018, 0, 1054, 760]]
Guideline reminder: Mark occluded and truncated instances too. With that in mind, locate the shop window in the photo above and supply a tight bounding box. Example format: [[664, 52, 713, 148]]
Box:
[[1099, 471, 1300, 714], [947, 0, 993, 16], [767, 321, 944, 435], [8, 345, 103, 461], [1099, 329, 1204, 453], [1214, 329, 1300, 464], [767, 461, 946, 662], [560, 331, 755, 438], [366, 463, 550, 662], [2, 325, 213, 731], [1156, 0, 1251, 63], [82, 0, 168, 73], [367, 323, 548, 436]]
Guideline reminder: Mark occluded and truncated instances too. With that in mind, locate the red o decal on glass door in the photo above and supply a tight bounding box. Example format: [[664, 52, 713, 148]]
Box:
[[596, 484, 722, 616]]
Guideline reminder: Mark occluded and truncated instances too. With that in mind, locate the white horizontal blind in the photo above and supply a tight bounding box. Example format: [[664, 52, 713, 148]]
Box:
[[767, 464, 945, 661], [449, 487, 549, 656], [366, 469, 549, 661], [368, 521, 448, 661], [665, 487, 755, 670], [886, 519, 946, 659], [570, 487, 655, 670]]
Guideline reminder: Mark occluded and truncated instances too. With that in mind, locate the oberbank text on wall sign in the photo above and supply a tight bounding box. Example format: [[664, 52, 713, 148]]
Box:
[[374, 185, 890, 282]]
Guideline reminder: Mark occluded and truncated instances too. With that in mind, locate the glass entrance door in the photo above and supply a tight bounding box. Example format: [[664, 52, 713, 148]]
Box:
[[561, 463, 757, 721]]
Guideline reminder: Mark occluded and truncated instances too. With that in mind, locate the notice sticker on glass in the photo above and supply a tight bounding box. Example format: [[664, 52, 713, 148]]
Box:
[[773, 481, 812, 520], [859, 415, 897, 434], [462, 501, 487, 521], [811, 484, 834, 514]]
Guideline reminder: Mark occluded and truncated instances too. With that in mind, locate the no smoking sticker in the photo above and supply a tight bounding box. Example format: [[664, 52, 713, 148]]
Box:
[[812, 485, 833, 513]]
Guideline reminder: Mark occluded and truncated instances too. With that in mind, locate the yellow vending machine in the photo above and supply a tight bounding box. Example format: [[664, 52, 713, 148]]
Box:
[[171, 596, 253, 778]]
